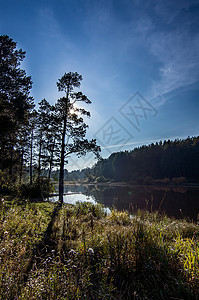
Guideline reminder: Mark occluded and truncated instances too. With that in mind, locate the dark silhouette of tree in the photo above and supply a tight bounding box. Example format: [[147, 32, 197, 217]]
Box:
[[36, 99, 50, 180], [56, 72, 100, 203], [0, 35, 34, 184], [36, 99, 61, 181], [45, 110, 61, 180], [28, 110, 37, 185]]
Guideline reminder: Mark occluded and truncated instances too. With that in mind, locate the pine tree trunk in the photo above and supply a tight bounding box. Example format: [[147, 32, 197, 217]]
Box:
[[9, 143, 13, 177], [30, 128, 34, 185], [19, 149, 24, 184], [59, 116, 67, 203], [48, 137, 55, 180], [37, 132, 43, 181]]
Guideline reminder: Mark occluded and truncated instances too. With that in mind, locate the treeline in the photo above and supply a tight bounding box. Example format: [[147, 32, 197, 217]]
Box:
[[68, 136, 199, 184], [0, 35, 100, 198]]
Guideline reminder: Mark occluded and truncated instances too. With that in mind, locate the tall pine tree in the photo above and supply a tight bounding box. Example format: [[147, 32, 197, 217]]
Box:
[[0, 35, 34, 186], [56, 72, 100, 203]]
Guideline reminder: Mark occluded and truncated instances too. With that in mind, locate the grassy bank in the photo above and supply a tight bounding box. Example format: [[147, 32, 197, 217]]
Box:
[[0, 200, 199, 299], [0, 201, 55, 298]]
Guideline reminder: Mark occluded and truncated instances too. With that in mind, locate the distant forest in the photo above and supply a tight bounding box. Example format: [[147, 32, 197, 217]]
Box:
[[68, 136, 199, 184]]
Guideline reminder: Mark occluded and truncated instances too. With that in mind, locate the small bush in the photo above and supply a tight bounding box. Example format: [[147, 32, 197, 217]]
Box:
[[74, 201, 107, 219], [108, 210, 131, 225], [18, 178, 54, 199], [0, 170, 17, 194]]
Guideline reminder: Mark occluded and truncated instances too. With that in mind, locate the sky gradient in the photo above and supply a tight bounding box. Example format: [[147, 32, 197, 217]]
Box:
[[1, 0, 199, 170]]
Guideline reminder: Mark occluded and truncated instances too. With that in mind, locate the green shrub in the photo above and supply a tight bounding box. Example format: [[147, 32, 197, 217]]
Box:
[[74, 201, 107, 219], [0, 170, 17, 194], [18, 178, 54, 199]]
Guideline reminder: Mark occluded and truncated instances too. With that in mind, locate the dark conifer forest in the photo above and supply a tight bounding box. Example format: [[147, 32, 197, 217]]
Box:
[[69, 136, 199, 184]]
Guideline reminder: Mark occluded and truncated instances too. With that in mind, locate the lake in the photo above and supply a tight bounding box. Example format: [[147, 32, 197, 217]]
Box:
[[50, 184, 199, 222]]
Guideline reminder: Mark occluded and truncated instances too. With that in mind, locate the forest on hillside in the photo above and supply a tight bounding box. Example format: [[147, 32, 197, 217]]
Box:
[[68, 136, 199, 184]]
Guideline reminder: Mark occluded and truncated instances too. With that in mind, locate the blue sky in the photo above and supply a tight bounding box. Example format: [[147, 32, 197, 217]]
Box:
[[1, 0, 199, 170]]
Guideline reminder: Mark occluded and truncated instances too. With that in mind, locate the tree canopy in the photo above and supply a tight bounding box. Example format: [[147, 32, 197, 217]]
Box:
[[0, 35, 34, 178]]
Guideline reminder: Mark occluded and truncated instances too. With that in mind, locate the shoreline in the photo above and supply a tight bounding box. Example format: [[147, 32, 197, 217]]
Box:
[[55, 181, 199, 189]]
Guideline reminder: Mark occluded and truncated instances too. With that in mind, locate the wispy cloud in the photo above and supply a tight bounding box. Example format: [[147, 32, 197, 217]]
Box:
[[38, 7, 73, 50], [148, 30, 199, 103], [100, 139, 158, 150], [144, 1, 199, 105]]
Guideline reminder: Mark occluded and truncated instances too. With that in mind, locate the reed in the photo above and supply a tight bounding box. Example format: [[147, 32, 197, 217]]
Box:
[[0, 200, 198, 299]]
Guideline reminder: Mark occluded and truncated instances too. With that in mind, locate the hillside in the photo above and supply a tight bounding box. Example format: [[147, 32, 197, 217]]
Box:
[[68, 136, 199, 184]]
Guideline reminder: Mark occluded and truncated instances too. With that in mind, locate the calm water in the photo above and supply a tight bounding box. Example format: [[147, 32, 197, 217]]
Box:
[[51, 184, 199, 221]]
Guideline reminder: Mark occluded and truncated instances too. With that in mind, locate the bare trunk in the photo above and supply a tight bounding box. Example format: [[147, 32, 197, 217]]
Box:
[[30, 128, 33, 185], [19, 148, 24, 184], [48, 137, 55, 180], [9, 143, 13, 177], [37, 132, 43, 181], [58, 84, 69, 203], [59, 116, 67, 203]]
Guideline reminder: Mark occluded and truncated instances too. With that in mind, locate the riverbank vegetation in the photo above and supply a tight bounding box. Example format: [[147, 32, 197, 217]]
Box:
[[0, 201, 55, 297], [0, 200, 198, 299]]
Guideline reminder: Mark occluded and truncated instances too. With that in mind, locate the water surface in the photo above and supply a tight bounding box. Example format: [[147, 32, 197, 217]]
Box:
[[51, 184, 199, 221]]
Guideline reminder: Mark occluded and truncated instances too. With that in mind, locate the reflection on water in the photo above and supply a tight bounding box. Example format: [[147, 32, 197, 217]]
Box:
[[52, 184, 199, 221], [50, 193, 96, 204]]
